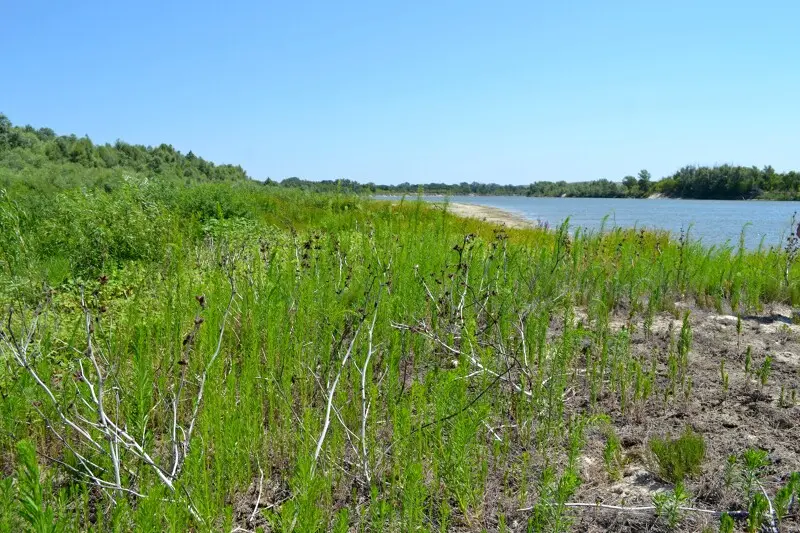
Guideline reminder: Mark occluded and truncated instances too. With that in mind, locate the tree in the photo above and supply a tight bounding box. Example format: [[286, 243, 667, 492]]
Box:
[[623, 175, 638, 194], [637, 169, 652, 194]]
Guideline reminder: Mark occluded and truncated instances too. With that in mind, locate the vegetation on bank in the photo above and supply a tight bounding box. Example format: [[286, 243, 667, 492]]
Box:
[[1, 117, 800, 531], [0, 114, 249, 186], [285, 167, 800, 201], [3, 114, 800, 200]]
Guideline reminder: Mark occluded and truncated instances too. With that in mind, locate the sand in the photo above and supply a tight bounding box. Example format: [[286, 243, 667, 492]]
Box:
[[441, 202, 536, 229]]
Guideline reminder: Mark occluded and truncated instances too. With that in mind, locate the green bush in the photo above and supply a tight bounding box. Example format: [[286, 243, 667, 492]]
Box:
[[648, 427, 706, 483], [33, 182, 170, 274]]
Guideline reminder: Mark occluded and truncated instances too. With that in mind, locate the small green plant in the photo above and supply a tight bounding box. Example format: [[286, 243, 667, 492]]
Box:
[[528, 466, 581, 533], [723, 455, 738, 490], [774, 472, 799, 523], [746, 493, 768, 533], [758, 355, 772, 387], [648, 427, 706, 483], [15, 441, 57, 533], [678, 312, 692, 386], [744, 345, 752, 376], [0, 477, 15, 532], [738, 448, 770, 500], [603, 429, 624, 481], [718, 512, 734, 533], [652, 481, 690, 530], [719, 359, 729, 393]]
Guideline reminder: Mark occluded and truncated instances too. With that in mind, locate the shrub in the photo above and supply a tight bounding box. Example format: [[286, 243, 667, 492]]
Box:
[[648, 427, 706, 483]]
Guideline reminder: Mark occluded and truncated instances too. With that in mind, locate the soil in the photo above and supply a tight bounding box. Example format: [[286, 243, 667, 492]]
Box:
[[564, 304, 800, 532]]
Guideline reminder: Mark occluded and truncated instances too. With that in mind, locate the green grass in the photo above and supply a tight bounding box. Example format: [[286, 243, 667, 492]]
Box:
[[648, 427, 706, 483], [0, 175, 799, 531]]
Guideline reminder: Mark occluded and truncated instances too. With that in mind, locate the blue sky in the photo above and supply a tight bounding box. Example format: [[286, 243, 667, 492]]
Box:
[[2, 1, 798, 184]]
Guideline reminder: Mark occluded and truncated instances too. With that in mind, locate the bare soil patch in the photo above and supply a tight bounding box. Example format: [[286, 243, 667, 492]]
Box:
[[566, 305, 800, 532]]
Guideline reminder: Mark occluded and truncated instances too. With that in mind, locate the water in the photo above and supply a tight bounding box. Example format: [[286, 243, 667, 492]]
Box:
[[386, 195, 800, 249]]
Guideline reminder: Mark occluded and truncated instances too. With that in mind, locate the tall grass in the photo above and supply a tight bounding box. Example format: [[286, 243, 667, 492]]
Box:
[[0, 179, 798, 530]]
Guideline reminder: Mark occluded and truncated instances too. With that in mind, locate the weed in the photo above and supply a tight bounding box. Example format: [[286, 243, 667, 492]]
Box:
[[719, 359, 729, 394], [718, 512, 734, 533], [15, 441, 57, 533], [603, 428, 625, 481], [652, 481, 690, 530], [738, 448, 770, 500], [774, 472, 799, 523], [744, 345, 753, 376], [746, 493, 768, 533], [758, 355, 772, 387], [648, 427, 706, 483]]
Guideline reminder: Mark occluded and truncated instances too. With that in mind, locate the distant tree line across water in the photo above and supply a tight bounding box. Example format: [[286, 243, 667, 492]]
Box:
[[276, 167, 800, 200], [2, 114, 799, 200]]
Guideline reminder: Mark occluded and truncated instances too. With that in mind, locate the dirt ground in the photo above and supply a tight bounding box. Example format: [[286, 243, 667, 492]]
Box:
[[565, 304, 800, 532]]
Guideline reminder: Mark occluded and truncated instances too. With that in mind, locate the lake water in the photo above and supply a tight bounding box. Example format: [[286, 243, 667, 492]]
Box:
[[389, 196, 800, 249]]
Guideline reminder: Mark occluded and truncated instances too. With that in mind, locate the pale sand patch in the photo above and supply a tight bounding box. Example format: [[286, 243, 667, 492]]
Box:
[[441, 202, 536, 229]]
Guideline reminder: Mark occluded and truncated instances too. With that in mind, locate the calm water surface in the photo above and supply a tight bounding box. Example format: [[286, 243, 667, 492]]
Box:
[[396, 196, 800, 249]]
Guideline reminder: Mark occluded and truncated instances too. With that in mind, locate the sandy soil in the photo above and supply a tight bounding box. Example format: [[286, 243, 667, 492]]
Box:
[[442, 202, 537, 229]]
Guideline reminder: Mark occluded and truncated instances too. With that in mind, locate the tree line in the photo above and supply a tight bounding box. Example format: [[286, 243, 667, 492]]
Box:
[[3, 114, 799, 200], [0, 114, 249, 185], [365, 167, 800, 200]]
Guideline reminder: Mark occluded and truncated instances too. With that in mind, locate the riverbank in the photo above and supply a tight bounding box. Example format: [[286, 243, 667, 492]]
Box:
[[378, 196, 537, 229], [444, 202, 536, 229]]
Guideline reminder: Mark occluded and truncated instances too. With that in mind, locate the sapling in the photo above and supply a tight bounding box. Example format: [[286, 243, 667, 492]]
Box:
[[736, 314, 742, 355], [746, 493, 768, 533], [744, 345, 752, 376], [718, 512, 734, 533], [683, 375, 693, 401], [758, 355, 772, 387], [738, 448, 770, 500], [774, 472, 799, 523], [719, 359, 729, 394], [723, 455, 737, 490], [603, 428, 624, 481], [652, 481, 690, 530]]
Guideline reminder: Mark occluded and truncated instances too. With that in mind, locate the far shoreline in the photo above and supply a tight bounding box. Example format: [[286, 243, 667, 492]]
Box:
[[371, 193, 795, 202]]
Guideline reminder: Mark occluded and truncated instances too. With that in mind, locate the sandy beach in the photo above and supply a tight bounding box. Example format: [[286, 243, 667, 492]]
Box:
[[442, 202, 535, 229]]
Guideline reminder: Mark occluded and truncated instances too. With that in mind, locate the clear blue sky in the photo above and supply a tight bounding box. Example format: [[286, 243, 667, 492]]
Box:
[[2, 1, 798, 184]]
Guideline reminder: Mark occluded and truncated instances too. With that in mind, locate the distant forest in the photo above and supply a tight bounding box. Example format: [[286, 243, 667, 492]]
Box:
[[3, 115, 799, 200], [0, 114, 250, 187], [279, 167, 800, 200]]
